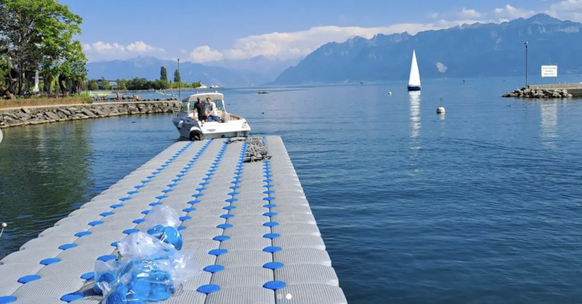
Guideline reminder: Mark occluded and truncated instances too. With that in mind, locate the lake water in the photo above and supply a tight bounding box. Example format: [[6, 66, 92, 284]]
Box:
[[2, 77, 582, 303]]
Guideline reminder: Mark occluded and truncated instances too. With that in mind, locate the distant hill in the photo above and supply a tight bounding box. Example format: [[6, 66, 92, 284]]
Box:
[[86, 57, 270, 87], [274, 14, 582, 84], [207, 56, 301, 82]]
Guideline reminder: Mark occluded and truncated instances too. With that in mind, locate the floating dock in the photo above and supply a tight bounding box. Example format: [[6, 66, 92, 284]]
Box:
[[0, 136, 347, 304]]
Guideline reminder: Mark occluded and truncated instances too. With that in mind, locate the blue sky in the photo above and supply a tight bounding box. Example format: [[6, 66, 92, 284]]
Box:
[[60, 0, 582, 63]]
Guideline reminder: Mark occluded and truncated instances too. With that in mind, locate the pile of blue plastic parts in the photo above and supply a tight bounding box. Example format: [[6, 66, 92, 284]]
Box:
[[93, 206, 197, 303]]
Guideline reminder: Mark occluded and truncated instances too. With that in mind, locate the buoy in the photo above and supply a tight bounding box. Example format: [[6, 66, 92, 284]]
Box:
[[0, 222, 7, 239], [388, 91, 392, 95], [436, 107, 445, 114]]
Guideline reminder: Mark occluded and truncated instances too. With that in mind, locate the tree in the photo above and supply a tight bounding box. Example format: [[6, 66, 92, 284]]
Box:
[[160, 66, 167, 81], [116, 79, 127, 91], [88, 79, 98, 91], [0, 0, 85, 97], [101, 78, 110, 90], [66, 41, 87, 94], [174, 69, 181, 83]]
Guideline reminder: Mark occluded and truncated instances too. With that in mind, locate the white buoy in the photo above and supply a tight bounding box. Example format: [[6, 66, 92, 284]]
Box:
[[436, 98, 445, 115], [0, 222, 7, 239], [388, 91, 392, 95]]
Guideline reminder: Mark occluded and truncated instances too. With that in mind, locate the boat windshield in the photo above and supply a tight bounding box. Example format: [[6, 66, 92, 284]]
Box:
[[180, 101, 192, 113], [215, 99, 225, 111]]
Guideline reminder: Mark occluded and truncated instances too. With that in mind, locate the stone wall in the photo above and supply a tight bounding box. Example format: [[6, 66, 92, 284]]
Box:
[[0, 100, 180, 128]]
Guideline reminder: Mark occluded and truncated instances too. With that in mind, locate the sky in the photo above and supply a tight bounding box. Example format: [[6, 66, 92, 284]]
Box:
[[60, 0, 582, 63]]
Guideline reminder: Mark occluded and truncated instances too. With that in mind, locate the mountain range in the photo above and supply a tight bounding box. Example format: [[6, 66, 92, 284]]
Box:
[[87, 14, 582, 86], [274, 14, 582, 84]]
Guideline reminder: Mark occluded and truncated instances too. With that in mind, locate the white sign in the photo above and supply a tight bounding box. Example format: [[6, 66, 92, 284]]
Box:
[[541, 65, 558, 78]]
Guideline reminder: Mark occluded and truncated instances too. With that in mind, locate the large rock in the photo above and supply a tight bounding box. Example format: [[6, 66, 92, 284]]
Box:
[[57, 108, 71, 116], [81, 109, 96, 117], [45, 111, 60, 121]]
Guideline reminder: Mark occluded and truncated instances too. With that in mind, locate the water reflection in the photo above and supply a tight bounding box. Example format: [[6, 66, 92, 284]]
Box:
[[409, 91, 421, 139], [540, 101, 558, 149], [0, 122, 92, 258], [408, 91, 422, 176]]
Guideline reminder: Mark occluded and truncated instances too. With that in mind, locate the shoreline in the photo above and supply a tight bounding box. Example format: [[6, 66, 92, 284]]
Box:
[[0, 100, 179, 129]]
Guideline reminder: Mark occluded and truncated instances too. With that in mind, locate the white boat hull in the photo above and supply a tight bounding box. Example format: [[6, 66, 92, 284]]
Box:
[[172, 114, 251, 140]]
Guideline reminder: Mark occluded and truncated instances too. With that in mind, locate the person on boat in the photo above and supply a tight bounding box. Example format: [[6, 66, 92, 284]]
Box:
[[194, 97, 206, 122], [205, 97, 220, 122]]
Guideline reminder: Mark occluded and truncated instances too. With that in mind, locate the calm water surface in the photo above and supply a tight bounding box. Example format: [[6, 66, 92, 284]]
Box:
[[2, 77, 582, 303]]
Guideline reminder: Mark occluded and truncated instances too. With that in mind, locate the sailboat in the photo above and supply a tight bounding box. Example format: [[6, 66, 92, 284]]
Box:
[[408, 49, 421, 91]]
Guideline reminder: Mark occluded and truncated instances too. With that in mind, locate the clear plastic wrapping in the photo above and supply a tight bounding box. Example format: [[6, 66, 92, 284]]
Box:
[[144, 205, 184, 250], [96, 232, 200, 303]]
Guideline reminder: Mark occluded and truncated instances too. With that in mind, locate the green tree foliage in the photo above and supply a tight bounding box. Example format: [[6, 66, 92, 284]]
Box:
[[160, 66, 167, 81], [192, 81, 201, 88], [88, 77, 198, 91], [0, 0, 86, 98], [87, 79, 98, 91], [101, 79, 110, 90], [116, 79, 127, 91], [174, 69, 181, 83]]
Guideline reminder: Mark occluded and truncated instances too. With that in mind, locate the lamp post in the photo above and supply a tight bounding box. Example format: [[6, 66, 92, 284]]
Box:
[[524, 41, 528, 87], [177, 58, 181, 102]]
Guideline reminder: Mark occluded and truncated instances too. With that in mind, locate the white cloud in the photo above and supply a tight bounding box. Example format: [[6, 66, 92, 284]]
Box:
[[436, 62, 448, 73], [427, 12, 439, 19], [549, 0, 582, 11], [189, 46, 224, 63], [493, 5, 535, 21], [126, 41, 163, 53], [545, 0, 582, 21], [186, 20, 480, 63], [460, 8, 481, 18], [83, 41, 165, 61]]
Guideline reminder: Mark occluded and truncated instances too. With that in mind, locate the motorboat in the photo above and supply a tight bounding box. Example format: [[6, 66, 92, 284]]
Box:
[[258, 91, 269, 94], [172, 92, 251, 140]]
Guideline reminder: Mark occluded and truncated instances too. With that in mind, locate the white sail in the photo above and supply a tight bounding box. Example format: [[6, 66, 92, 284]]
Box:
[[408, 50, 421, 91]]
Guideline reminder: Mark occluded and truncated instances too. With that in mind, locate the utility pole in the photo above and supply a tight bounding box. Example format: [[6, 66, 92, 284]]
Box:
[[524, 41, 528, 87]]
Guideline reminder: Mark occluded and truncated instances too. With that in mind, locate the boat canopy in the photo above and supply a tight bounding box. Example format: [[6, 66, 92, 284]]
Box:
[[182, 92, 224, 102], [180, 92, 226, 114]]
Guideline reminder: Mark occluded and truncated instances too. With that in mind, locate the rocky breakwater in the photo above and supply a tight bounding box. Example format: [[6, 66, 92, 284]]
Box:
[[0, 100, 179, 128], [503, 87, 573, 99]]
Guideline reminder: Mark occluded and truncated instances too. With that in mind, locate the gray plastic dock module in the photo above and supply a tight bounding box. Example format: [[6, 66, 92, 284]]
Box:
[[0, 136, 347, 304]]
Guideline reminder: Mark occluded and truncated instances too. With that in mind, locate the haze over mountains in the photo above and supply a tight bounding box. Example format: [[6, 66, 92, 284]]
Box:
[[87, 14, 582, 86], [86, 57, 269, 86], [275, 14, 582, 84]]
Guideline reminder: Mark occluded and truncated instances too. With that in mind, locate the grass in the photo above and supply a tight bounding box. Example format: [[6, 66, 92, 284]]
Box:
[[0, 95, 92, 109]]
